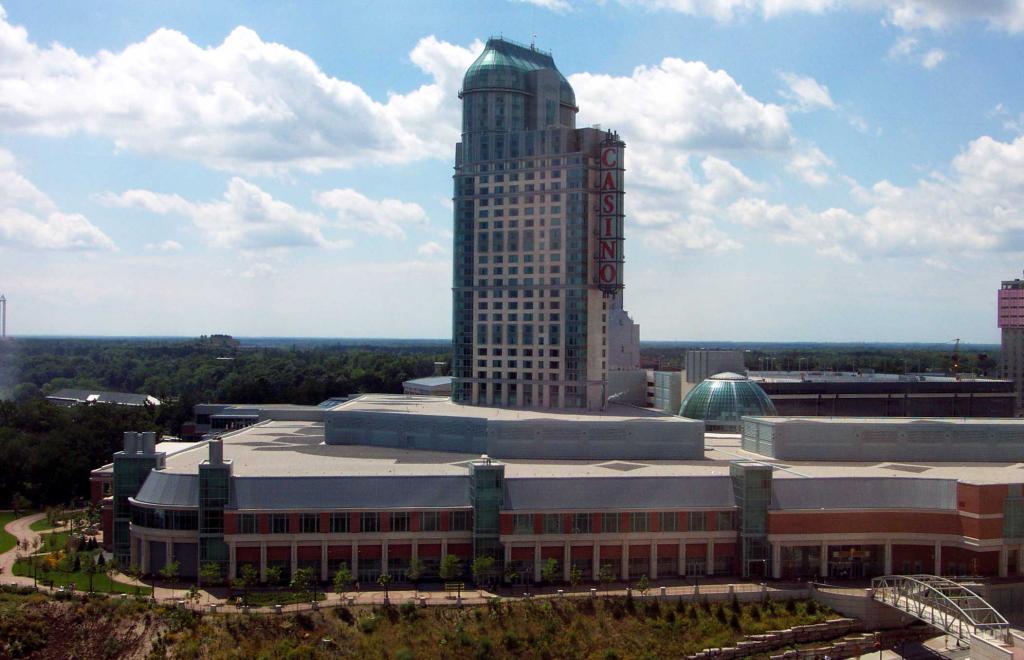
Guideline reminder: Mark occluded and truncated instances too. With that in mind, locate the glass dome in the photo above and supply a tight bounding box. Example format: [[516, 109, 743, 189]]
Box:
[[678, 372, 777, 432]]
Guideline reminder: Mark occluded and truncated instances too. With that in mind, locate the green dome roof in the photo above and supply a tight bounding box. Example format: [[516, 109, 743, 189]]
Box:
[[679, 372, 777, 432], [462, 37, 576, 106]]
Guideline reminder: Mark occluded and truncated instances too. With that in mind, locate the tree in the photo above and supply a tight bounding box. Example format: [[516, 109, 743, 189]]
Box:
[[291, 567, 316, 602], [233, 564, 258, 606], [569, 564, 583, 591], [11, 492, 30, 517], [406, 557, 425, 593], [333, 565, 353, 599], [598, 563, 615, 593], [199, 561, 222, 588], [503, 563, 518, 591], [541, 558, 560, 586], [80, 553, 97, 593], [637, 574, 650, 598], [264, 564, 284, 589], [439, 554, 462, 583], [471, 555, 496, 589], [377, 572, 393, 600], [159, 560, 180, 599]]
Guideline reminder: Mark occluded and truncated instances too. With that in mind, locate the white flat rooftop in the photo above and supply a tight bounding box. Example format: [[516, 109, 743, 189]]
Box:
[[146, 419, 1024, 485], [745, 416, 1024, 425], [330, 394, 684, 423]]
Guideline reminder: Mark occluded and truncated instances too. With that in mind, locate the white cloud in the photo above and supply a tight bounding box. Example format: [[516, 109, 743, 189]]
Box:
[[0, 7, 481, 174], [888, 35, 918, 58], [416, 240, 446, 256], [315, 188, 428, 239], [240, 262, 278, 278], [512, 0, 573, 12], [642, 216, 742, 253], [787, 146, 834, 186], [887, 34, 948, 70], [572, 59, 791, 154], [778, 72, 835, 112], [628, 155, 764, 252], [0, 148, 114, 251], [921, 48, 946, 69], [625, 0, 1024, 32], [729, 133, 1024, 260], [98, 178, 349, 250], [144, 239, 183, 252]]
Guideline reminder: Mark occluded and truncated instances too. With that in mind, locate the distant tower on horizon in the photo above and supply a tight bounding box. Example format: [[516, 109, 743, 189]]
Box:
[[0, 293, 6, 339], [998, 275, 1024, 411]]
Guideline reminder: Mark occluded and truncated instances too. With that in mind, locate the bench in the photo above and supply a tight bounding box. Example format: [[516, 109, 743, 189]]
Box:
[[444, 582, 465, 597]]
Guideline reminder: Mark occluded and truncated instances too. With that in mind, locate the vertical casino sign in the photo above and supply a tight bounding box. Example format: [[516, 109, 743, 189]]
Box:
[[596, 133, 625, 295]]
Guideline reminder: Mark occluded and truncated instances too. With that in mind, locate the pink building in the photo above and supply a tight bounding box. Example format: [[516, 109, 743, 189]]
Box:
[[999, 275, 1024, 410]]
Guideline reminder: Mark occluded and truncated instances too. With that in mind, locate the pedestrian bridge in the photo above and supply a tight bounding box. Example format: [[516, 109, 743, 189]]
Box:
[[870, 574, 1010, 644]]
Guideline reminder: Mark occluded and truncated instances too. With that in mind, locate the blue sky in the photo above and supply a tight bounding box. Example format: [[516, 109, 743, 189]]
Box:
[[1, 0, 1023, 342]]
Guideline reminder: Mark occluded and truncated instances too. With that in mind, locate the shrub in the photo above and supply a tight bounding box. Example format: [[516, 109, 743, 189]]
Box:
[[715, 605, 727, 624], [400, 601, 418, 620], [395, 649, 415, 660], [503, 631, 521, 651], [786, 599, 797, 613], [357, 614, 378, 634], [332, 605, 354, 625], [749, 603, 761, 621], [729, 613, 741, 630], [806, 599, 819, 615]]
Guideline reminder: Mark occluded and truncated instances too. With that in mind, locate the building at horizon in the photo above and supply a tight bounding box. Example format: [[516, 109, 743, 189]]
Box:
[[451, 37, 634, 410], [999, 274, 1024, 411]]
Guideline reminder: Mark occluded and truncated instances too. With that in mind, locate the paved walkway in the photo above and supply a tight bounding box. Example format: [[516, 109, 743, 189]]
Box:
[[0, 511, 46, 586], [2, 520, 810, 613]]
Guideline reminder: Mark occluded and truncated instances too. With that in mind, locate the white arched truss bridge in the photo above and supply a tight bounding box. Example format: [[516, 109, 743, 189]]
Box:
[[871, 574, 1010, 644]]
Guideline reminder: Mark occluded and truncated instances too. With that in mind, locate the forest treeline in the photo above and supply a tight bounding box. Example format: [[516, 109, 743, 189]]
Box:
[[0, 337, 448, 506], [0, 335, 999, 507]]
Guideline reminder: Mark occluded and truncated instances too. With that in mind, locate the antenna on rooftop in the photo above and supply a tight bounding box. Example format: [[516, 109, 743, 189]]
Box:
[[531, 33, 537, 49]]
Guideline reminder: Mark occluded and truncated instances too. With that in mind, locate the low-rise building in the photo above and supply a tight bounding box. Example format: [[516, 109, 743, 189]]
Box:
[[100, 394, 1024, 585]]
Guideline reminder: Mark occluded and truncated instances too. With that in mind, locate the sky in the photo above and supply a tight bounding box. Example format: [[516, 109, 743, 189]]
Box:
[[1, 1, 1023, 342]]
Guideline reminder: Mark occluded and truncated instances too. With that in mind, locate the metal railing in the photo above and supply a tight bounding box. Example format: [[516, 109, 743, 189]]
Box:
[[871, 574, 1009, 644]]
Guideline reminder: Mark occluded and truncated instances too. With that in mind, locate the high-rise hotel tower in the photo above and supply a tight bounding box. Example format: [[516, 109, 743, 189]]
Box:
[[450, 38, 630, 409], [452, 37, 632, 410]]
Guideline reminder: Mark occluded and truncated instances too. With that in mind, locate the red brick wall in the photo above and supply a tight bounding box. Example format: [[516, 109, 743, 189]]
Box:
[[769, 511, 960, 535], [101, 505, 113, 551], [941, 546, 999, 575], [957, 483, 1008, 516]]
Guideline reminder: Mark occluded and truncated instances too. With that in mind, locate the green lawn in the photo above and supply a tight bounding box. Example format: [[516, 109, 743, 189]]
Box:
[[12, 558, 152, 596], [37, 529, 71, 552], [0, 511, 17, 555], [29, 518, 57, 533]]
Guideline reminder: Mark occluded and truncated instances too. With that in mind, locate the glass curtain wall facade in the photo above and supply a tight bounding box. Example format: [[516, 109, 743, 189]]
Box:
[[452, 37, 623, 410], [731, 461, 773, 578], [470, 459, 505, 561], [198, 458, 231, 582], [112, 436, 164, 566]]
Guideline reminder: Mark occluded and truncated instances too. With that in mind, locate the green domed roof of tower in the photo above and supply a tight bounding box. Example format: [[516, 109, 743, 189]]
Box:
[[679, 372, 777, 432], [462, 37, 576, 106]]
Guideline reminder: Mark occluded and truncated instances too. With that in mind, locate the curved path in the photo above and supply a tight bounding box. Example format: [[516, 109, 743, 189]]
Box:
[[0, 512, 47, 586]]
